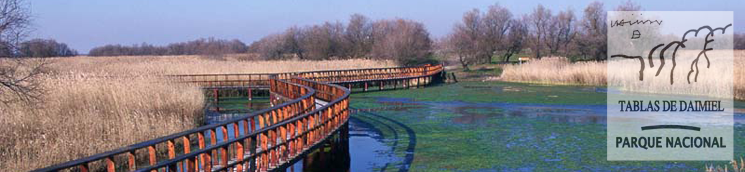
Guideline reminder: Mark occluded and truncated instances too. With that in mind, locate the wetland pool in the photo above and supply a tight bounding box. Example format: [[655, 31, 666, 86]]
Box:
[[347, 81, 745, 171], [205, 81, 745, 171]]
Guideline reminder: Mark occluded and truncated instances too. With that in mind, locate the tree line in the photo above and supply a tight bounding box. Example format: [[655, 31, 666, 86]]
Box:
[[736, 33, 745, 50], [442, 1, 745, 69], [441, 1, 646, 69], [3, 0, 745, 64], [88, 38, 247, 56], [247, 15, 433, 65], [0, 39, 77, 57]]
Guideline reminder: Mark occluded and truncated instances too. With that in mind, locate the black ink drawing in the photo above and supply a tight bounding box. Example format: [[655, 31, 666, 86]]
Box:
[[610, 19, 663, 28], [631, 30, 641, 39], [611, 24, 732, 85]]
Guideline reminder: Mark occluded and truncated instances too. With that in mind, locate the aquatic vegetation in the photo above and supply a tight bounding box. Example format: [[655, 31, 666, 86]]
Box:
[[354, 81, 607, 105], [350, 81, 740, 171]]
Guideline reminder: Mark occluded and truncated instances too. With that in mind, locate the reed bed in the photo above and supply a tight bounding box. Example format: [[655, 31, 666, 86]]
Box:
[[500, 57, 607, 85], [47, 55, 398, 76], [0, 76, 204, 170], [736, 51, 745, 100], [0, 55, 396, 170], [501, 50, 745, 99]]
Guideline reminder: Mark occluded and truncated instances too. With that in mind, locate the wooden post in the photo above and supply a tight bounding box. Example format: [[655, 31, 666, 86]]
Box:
[[269, 93, 274, 106], [148, 145, 157, 172], [204, 148, 212, 172], [210, 129, 217, 168], [234, 122, 244, 172], [167, 140, 176, 159], [416, 77, 420, 88], [213, 89, 219, 103], [166, 140, 175, 172], [105, 157, 115, 172], [248, 87, 253, 101], [221, 126, 228, 167], [128, 151, 136, 171], [261, 132, 268, 172], [183, 136, 195, 172], [249, 134, 257, 172], [198, 132, 206, 171], [79, 164, 89, 172]]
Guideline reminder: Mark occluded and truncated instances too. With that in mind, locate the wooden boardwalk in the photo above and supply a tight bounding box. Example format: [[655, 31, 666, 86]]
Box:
[[34, 64, 443, 172]]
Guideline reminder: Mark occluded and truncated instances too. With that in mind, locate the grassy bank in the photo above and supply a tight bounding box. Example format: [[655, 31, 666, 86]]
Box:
[[0, 55, 396, 170]]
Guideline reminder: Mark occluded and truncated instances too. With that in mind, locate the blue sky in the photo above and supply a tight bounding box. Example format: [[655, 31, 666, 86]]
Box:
[[29, 0, 744, 53]]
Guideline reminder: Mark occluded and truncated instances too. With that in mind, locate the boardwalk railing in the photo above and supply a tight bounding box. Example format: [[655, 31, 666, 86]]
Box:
[[35, 64, 443, 172], [138, 77, 349, 172], [168, 64, 444, 89], [167, 73, 276, 89], [296, 64, 443, 83]]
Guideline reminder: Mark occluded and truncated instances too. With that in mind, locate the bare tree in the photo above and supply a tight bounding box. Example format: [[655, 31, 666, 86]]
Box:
[[527, 5, 552, 59], [249, 33, 286, 60], [445, 29, 477, 70], [544, 8, 576, 56], [249, 14, 432, 64], [345, 14, 372, 59], [282, 26, 305, 59], [0, 0, 29, 57], [0, 0, 47, 105], [577, 1, 607, 61], [501, 18, 528, 62], [371, 19, 432, 65], [19, 39, 78, 57], [735, 33, 745, 50], [481, 4, 512, 63], [615, 0, 641, 11], [300, 22, 335, 60], [90, 38, 247, 56], [443, 10, 482, 69]]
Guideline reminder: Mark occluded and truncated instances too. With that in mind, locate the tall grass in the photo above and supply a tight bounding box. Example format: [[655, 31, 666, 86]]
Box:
[[47, 55, 398, 76], [500, 57, 607, 85], [0, 76, 204, 170], [501, 50, 745, 99], [736, 51, 745, 100], [0, 55, 397, 171]]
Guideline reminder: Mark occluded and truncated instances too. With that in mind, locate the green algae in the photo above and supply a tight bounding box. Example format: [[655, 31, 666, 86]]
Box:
[[349, 81, 738, 171], [352, 81, 606, 105]]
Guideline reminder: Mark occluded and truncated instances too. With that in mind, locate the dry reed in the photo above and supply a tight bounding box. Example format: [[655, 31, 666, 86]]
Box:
[[0, 76, 204, 170], [47, 55, 398, 76], [501, 50, 745, 100], [500, 57, 607, 85]]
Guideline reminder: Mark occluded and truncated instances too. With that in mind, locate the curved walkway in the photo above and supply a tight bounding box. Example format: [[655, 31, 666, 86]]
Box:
[[35, 64, 443, 172]]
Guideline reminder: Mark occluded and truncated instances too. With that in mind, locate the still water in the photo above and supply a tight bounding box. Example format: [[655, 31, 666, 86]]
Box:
[[205, 82, 745, 171]]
